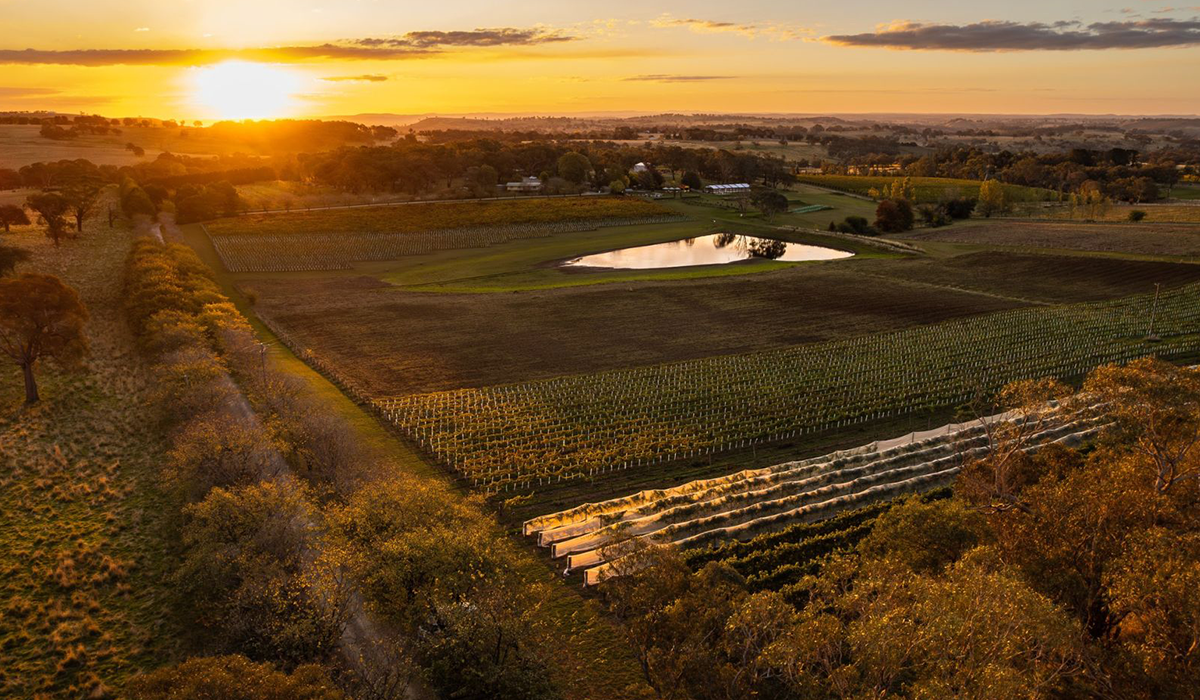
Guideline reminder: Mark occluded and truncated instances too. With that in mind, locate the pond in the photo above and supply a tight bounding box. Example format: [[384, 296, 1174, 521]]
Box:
[[561, 233, 854, 270]]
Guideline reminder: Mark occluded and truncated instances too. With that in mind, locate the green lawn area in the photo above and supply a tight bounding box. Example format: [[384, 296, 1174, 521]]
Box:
[[364, 204, 893, 292], [1173, 183, 1200, 201]]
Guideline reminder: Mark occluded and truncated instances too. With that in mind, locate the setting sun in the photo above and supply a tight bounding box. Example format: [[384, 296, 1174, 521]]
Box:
[[189, 61, 303, 120]]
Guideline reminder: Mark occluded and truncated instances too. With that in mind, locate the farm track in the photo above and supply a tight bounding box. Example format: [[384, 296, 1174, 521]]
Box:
[[523, 405, 1107, 586]]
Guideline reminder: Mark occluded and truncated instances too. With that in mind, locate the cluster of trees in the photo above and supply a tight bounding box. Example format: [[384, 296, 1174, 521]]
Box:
[[832, 145, 1196, 204], [602, 359, 1200, 700], [122, 239, 564, 699], [296, 139, 793, 195]]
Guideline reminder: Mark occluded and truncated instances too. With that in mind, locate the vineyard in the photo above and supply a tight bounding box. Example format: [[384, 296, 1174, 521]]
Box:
[[374, 284, 1200, 492], [795, 174, 1057, 203], [207, 196, 673, 237], [522, 402, 1109, 586], [208, 214, 685, 272]]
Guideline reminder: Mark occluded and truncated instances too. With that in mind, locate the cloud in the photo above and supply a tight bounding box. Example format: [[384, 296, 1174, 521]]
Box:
[[623, 74, 733, 82], [650, 15, 807, 41], [0, 26, 580, 66], [824, 17, 1200, 51], [0, 45, 432, 66], [651, 17, 758, 38], [0, 86, 61, 97], [352, 27, 574, 48], [321, 74, 388, 82]]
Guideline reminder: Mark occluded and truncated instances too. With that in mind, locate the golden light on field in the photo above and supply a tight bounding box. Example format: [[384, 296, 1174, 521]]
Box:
[[189, 61, 303, 120]]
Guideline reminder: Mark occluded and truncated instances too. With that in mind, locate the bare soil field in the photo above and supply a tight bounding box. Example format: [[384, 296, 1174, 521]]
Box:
[[861, 251, 1200, 302], [900, 220, 1200, 257], [241, 268, 1024, 396]]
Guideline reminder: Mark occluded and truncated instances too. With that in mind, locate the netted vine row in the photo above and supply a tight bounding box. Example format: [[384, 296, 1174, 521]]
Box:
[[375, 284, 1200, 493], [209, 215, 685, 272]]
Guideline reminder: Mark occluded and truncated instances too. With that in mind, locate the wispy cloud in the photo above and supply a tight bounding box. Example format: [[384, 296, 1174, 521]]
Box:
[[824, 17, 1200, 51], [650, 14, 807, 41], [623, 74, 734, 83], [0, 26, 580, 66], [0, 86, 61, 97], [321, 74, 388, 82], [355, 27, 575, 48]]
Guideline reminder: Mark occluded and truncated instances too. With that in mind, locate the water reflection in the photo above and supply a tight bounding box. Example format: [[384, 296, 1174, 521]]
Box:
[[563, 233, 854, 270]]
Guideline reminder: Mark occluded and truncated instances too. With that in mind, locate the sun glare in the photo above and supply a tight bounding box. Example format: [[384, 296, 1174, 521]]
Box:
[[190, 61, 303, 120]]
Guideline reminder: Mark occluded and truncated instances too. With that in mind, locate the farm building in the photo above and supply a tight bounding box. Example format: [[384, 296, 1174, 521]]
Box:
[[505, 176, 544, 193], [704, 183, 751, 196]]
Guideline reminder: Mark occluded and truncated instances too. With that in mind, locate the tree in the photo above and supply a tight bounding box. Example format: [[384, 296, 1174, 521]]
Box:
[[609, 179, 626, 195], [0, 274, 89, 404], [25, 192, 71, 245], [556, 152, 591, 185], [975, 179, 1008, 218], [1084, 360, 1200, 495], [681, 171, 703, 190], [178, 480, 348, 665], [956, 377, 1073, 513], [62, 183, 101, 233], [0, 204, 29, 233], [125, 655, 345, 700], [857, 496, 991, 574], [751, 190, 789, 220], [1106, 527, 1200, 693], [874, 198, 914, 233], [0, 244, 30, 276]]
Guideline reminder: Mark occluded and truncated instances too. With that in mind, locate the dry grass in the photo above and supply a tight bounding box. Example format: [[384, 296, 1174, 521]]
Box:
[[0, 124, 232, 170], [1045, 204, 1200, 224], [900, 220, 1200, 258], [0, 210, 181, 698]]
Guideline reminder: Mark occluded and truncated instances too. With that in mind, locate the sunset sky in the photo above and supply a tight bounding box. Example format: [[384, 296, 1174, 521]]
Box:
[[2, 0, 1199, 119]]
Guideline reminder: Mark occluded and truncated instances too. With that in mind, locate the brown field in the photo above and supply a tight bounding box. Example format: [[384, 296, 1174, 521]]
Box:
[[900, 220, 1200, 257], [0, 124, 229, 169], [242, 268, 1025, 396], [1045, 203, 1200, 224], [861, 251, 1200, 302]]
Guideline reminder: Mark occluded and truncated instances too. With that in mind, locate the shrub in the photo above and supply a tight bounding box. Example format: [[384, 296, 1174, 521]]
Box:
[[874, 198, 915, 233], [1128, 210, 1147, 222], [125, 655, 344, 700], [177, 481, 348, 666], [166, 412, 280, 499]]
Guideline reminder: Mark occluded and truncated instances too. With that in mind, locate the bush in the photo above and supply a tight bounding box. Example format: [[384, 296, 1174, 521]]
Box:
[[177, 481, 349, 665], [1128, 210, 1147, 222], [874, 198, 915, 233], [167, 411, 280, 498], [837, 215, 876, 236], [331, 477, 560, 700], [125, 655, 344, 700]]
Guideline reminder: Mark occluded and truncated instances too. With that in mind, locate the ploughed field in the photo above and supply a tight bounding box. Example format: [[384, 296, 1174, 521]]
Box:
[[206, 197, 680, 272], [242, 267, 1024, 396], [376, 285, 1200, 492], [524, 400, 1109, 587], [899, 220, 1200, 257], [860, 251, 1200, 302]]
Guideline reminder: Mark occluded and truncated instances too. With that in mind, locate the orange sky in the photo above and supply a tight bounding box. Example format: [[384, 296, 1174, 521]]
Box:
[[1, 1, 1199, 118]]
